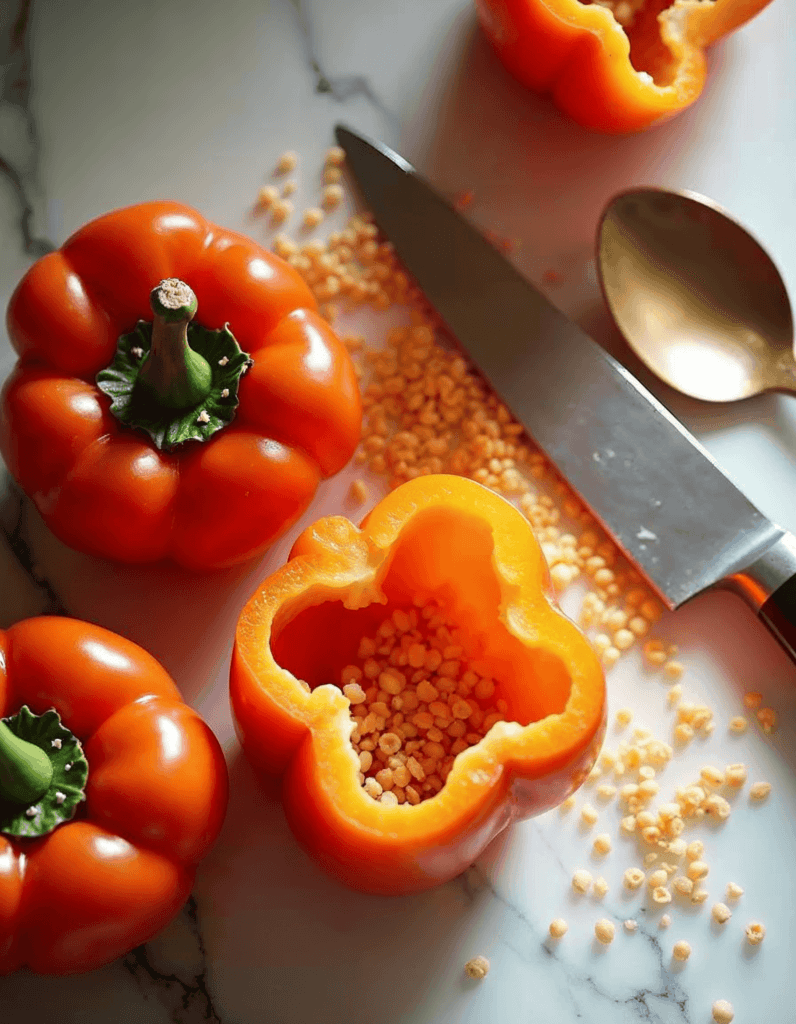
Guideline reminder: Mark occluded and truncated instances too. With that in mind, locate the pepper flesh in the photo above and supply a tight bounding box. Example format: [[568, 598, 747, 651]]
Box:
[[475, 0, 773, 133], [231, 475, 605, 895], [1, 201, 362, 569], [0, 617, 228, 975]]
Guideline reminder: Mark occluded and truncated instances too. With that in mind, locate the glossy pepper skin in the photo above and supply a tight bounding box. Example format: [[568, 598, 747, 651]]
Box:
[[230, 475, 605, 895], [0, 617, 228, 975], [1, 201, 362, 569], [475, 0, 773, 133]]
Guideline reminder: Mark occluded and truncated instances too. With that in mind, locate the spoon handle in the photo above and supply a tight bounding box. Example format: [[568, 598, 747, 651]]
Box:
[[728, 532, 796, 663]]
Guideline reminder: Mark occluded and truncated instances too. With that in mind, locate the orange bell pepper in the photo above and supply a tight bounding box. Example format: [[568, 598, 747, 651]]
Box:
[[1, 201, 361, 569], [230, 475, 605, 895], [475, 0, 773, 133], [0, 617, 228, 975]]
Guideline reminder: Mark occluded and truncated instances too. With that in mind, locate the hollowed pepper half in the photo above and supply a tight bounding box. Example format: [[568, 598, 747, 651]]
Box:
[[231, 475, 605, 895], [475, 0, 773, 133]]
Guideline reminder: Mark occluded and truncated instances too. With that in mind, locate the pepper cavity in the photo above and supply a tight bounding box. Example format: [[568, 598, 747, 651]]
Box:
[[339, 600, 512, 805]]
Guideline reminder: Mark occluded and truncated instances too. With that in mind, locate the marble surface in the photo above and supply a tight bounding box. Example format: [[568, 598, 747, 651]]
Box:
[[1, 0, 795, 1021]]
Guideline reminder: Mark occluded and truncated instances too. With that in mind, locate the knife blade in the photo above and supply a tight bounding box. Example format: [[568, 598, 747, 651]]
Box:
[[335, 124, 796, 663]]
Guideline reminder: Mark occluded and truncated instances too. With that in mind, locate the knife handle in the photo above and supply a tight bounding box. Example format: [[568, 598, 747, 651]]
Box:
[[759, 578, 796, 663], [729, 532, 796, 664]]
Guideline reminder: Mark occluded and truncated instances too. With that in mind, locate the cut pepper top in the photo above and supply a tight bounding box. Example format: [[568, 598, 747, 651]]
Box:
[[476, 0, 774, 132]]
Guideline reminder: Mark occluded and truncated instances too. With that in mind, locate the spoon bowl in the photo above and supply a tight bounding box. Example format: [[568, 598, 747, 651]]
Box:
[[597, 188, 794, 403]]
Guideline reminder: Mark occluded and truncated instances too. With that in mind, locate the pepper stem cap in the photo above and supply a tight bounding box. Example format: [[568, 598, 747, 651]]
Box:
[[137, 278, 213, 410], [0, 706, 88, 838], [0, 719, 53, 805]]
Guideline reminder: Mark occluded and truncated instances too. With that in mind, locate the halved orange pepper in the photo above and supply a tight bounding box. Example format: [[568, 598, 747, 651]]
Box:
[[231, 475, 605, 894], [475, 0, 773, 133]]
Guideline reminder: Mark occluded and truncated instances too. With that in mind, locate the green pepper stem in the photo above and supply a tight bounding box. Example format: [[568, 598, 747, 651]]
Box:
[[0, 720, 53, 806], [137, 279, 213, 410]]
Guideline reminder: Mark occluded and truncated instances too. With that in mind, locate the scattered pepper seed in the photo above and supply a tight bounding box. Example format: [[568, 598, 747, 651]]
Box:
[[726, 882, 744, 901], [712, 1001, 734, 1024], [673, 876, 694, 898], [728, 716, 748, 734], [323, 184, 344, 209], [349, 479, 369, 504], [686, 860, 709, 881], [623, 867, 645, 891], [624, 919, 638, 933], [615, 708, 633, 727], [700, 766, 725, 788], [572, 869, 593, 894], [324, 145, 346, 166], [712, 902, 731, 924], [302, 206, 324, 229], [757, 707, 777, 732], [549, 918, 568, 938], [723, 763, 747, 787], [745, 921, 765, 945], [749, 781, 772, 801], [464, 955, 490, 979], [594, 918, 615, 944], [580, 803, 598, 827], [271, 199, 293, 225], [275, 150, 298, 174], [592, 834, 612, 856], [257, 184, 280, 208], [703, 793, 731, 820], [659, 914, 671, 928], [672, 940, 691, 961], [592, 877, 609, 898], [674, 722, 693, 744]]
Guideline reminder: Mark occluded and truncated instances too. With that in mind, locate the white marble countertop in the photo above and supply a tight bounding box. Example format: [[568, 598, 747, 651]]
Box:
[[1, 1, 795, 1021]]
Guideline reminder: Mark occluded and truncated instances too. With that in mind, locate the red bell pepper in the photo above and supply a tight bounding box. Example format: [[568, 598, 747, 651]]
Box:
[[0, 616, 228, 975], [2, 201, 362, 569]]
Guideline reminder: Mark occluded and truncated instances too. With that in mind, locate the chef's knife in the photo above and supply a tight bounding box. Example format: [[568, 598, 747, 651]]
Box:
[[336, 124, 796, 664]]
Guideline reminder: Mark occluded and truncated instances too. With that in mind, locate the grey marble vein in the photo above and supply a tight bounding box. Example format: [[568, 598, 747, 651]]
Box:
[[124, 898, 224, 1024], [287, 0, 398, 122], [0, 473, 65, 615], [0, 0, 53, 257], [464, 859, 692, 1024]]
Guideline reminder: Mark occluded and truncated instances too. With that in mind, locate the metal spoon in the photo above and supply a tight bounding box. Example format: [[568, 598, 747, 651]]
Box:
[[597, 188, 794, 403]]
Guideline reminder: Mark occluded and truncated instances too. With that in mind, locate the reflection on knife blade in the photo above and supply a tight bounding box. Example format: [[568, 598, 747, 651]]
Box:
[[335, 125, 796, 664]]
